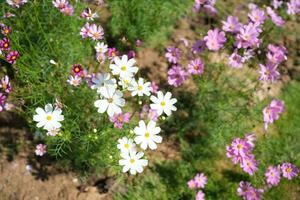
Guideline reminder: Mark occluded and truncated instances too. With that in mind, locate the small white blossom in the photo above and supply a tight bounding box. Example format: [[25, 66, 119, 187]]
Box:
[[128, 78, 151, 97], [110, 55, 138, 79], [33, 104, 64, 130], [150, 91, 177, 116], [119, 150, 148, 175]]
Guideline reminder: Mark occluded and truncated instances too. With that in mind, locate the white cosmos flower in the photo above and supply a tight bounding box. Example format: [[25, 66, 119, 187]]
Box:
[[67, 75, 81, 86], [91, 73, 116, 93], [94, 86, 125, 117], [119, 150, 148, 175], [117, 137, 136, 153], [150, 91, 177, 116], [128, 78, 151, 97], [134, 120, 162, 150], [95, 42, 108, 54], [118, 76, 134, 89], [110, 55, 138, 79], [33, 104, 64, 131]]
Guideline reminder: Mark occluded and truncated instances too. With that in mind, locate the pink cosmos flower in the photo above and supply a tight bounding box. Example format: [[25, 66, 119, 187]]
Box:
[[191, 40, 206, 54], [266, 44, 287, 66], [127, 50, 136, 59], [272, 0, 283, 9], [165, 47, 181, 64], [235, 23, 261, 49], [188, 58, 204, 75], [6, 0, 28, 8], [96, 52, 107, 64], [6, 50, 20, 64], [87, 24, 104, 40], [0, 93, 7, 112], [266, 7, 285, 27], [167, 65, 188, 87], [187, 179, 197, 189], [71, 64, 84, 77], [196, 191, 205, 200], [194, 173, 208, 189], [0, 75, 12, 93], [287, 0, 300, 15], [109, 112, 131, 129], [222, 16, 242, 33], [237, 181, 252, 197], [228, 51, 244, 69], [281, 163, 299, 180], [263, 99, 284, 130], [80, 8, 99, 21], [52, 0, 69, 9], [150, 81, 159, 94], [245, 187, 264, 200], [0, 38, 10, 51], [265, 165, 281, 186], [35, 144, 47, 156], [258, 63, 280, 82], [80, 23, 91, 38], [204, 28, 226, 51], [241, 155, 258, 176], [248, 8, 266, 26], [245, 133, 256, 148], [67, 75, 82, 87], [61, 4, 74, 16]]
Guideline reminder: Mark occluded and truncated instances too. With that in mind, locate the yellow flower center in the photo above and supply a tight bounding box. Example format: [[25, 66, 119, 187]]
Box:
[[4, 43, 8, 48], [124, 143, 129, 149], [237, 144, 243, 149], [130, 159, 135, 164], [138, 86, 143, 91], [121, 66, 127, 71], [12, 56, 16, 60], [145, 132, 150, 138], [161, 101, 166, 107], [286, 168, 292, 173], [46, 115, 52, 121], [108, 98, 113, 103]]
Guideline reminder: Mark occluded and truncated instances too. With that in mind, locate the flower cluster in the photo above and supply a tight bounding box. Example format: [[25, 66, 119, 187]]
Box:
[[262, 99, 284, 130], [237, 181, 264, 200], [193, 0, 217, 15], [187, 173, 208, 200], [165, 45, 205, 87], [6, 0, 28, 8], [52, 0, 74, 16], [0, 23, 20, 64], [0, 75, 13, 112], [226, 134, 258, 175]]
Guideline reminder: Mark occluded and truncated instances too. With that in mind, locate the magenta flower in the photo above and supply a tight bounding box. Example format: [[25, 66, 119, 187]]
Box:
[[188, 58, 204, 75], [258, 63, 280, 82], [231, 138, 252, 158], [71, 64, 84, 77], [6, 50, 20, 64], [240, 155, 258, 176], [287, 0, 300, 15], [108, 47, 119, 59], [281, 163, 299, 180], [1, 25, 12, 36], [266, 7, 285, 27], [263, 99, 284, 130], [165, 47, 181, 64], [265, 166, 281, 186], [204, 28, 226, 51], [0, 37, 10, 51], [222, 16, 242, 33], [88, 24, 104, 40], [235, 23, 261, 49], [61, 4, 74, 16], [0, 93, 7, 112], [191, 40, 206, 54], [196, 191, 205, 200], [266, 44, 287, 66], [248, 8, 266, 25], [0, 75, 12, 93], [35, 144, 47, 156], [167, 65, 188, 87], [228, 51, 244, 69], [194, 173, 208, 189], [127, 50, 136, 59], [109, 112, 131, 129], [187, 179, 197, 189], [150, 81, 159, 94], [245, 187, 264, 200]]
